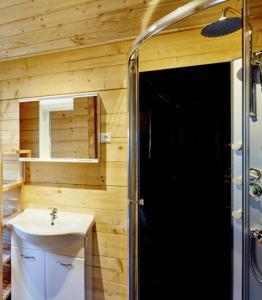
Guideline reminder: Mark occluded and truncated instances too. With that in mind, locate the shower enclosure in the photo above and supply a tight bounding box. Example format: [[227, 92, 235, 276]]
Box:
[[128, 0, 259, 299]]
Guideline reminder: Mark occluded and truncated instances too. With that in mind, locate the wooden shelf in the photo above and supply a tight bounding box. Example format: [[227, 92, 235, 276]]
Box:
[[3, 150, 31, 156], [3, 280, 11, 300], [3, 244, 11, 265], [3, 253, 11, 265], [3, 181, 23, 192]]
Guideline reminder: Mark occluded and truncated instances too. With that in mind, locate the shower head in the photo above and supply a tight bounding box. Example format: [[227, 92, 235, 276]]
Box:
[[201, 7, 242, 38]]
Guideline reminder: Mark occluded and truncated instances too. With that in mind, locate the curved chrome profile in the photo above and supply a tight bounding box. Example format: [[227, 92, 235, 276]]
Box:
[[128, 49, 139, 300], [128, 0, 228, 60], [128, 1, 229, 299]]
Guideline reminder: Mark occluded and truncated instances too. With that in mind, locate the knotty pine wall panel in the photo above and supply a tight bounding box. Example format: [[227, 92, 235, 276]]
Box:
[[0, 26, 243, 299]]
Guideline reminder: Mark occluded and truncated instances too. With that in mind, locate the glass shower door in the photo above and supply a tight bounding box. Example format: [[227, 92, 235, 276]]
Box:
[[128, 1, 245, 300]]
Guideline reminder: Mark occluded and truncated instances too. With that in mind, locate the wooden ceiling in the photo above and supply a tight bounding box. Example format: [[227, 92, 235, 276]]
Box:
[[0, 0, 251, 61]]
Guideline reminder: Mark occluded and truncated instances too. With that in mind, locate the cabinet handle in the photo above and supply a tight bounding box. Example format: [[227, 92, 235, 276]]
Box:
[[57, 261, 73, 269], [21, 254, 35, 261]]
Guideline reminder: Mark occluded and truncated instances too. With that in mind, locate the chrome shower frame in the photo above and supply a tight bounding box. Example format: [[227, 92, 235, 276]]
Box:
[[242, 0, 251, 299], [127, 1, 232, 299]]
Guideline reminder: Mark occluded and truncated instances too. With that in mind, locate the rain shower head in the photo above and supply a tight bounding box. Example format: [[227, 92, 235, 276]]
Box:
[[201, 7, 242, 38]]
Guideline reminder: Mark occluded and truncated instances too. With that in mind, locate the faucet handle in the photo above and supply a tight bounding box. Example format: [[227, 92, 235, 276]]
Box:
[[49, 207, 58, 214]]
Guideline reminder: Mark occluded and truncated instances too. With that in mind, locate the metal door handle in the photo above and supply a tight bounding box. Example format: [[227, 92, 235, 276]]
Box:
[[129, 199, 144, 206], [57, 261, 73, 269], [21, 254, 35, 261]]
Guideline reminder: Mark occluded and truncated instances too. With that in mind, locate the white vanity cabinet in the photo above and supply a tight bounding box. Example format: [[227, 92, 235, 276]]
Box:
[[10, 230, 93, 300], [11, 247, 45, 300], [46, 253, 85, 300]]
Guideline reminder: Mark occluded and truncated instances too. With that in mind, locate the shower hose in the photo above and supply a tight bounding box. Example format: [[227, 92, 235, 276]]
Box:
[[250, 234, 262, 283]]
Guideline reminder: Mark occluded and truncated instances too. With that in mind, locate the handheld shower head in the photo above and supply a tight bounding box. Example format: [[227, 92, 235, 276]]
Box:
[[201, 7, 242, 38]]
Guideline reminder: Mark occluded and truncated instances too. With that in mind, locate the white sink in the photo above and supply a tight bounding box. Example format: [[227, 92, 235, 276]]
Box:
[[7, 208, 94, 250]]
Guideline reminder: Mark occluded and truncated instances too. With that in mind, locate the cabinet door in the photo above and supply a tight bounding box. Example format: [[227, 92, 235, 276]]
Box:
[[11, 246, 45, 300], [46, 253, 85, 300]]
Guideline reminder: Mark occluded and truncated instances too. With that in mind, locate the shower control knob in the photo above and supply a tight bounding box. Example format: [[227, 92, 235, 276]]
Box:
[[232, 209, 242, 219], [250, 183, 262, 198], [232, 143, 242, 151], [250, 168, 262, 180], [232, 176, 242, 186]]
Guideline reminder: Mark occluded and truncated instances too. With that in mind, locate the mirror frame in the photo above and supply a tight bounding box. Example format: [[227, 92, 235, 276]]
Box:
[[19, 92, 100, 163]]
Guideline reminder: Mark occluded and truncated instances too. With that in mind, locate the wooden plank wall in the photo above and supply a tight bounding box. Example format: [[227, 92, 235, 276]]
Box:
[[0, 0, 242, 61], [51, 110, 74, 158], [20, 101, 39, 158], [73, 96, 97, 159], [0, 23, 247, 300], [251, 0, 262, 51]]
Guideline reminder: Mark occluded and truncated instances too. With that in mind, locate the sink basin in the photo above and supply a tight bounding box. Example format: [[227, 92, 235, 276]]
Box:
[[7, 208, 94, 250]]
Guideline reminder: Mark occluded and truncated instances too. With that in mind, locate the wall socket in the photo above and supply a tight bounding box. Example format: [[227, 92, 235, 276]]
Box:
[[100, 133, 112, 144]]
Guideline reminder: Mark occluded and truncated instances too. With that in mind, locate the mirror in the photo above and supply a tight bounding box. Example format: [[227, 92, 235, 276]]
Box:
[[19, 93, 100, 162]]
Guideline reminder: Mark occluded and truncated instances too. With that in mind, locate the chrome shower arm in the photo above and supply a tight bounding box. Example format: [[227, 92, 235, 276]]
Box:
[[222, 7, 242, 18]]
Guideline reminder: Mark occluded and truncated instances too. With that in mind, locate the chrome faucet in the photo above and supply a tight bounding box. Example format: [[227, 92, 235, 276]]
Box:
[[49, 208, 58, 225]]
